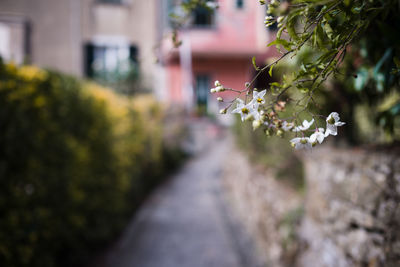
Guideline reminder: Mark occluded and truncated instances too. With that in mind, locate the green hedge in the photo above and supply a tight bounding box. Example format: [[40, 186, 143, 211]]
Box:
[[0, 61, 184, 267]]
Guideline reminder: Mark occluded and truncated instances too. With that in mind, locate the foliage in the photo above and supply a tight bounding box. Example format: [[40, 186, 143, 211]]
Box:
[[0, 60, 185, 267], [178, 0, 400, 146]]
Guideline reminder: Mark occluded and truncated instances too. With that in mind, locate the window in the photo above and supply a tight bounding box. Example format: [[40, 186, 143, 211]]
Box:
[[192, 2, 215, 26], [97, 0, 123, 4], [84, 43, 138, 83], [195, 74, 210, 114], [0, 18, 30, 64], [236, 0, 244, 9]]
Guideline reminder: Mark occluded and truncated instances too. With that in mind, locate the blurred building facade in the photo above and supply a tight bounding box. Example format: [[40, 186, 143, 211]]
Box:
[[0, 0, 275, 118], [0, 0, 158, 87], [158, 0, 275, 119]]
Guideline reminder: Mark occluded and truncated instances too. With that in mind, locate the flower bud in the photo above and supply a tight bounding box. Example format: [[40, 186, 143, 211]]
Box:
[[261, 114, 268, 122], [214, 80, 221, 87], [217, 97, 223, 102], [216, 86, 225, 92], [277, 16, 284, 24], [252, 120, 262, 130], [276, 129, 284, 137], [210, 88, 216, 93], [245, 114, 254, 121], [245, 82, 250, 88], [219, 108, 227, 114]]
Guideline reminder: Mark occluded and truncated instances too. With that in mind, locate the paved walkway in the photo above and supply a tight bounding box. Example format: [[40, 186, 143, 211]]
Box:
[[101, 121, 263, 267]]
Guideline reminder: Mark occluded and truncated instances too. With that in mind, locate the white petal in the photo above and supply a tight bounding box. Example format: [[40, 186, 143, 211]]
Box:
[[231, 107, 242, 114], [326, 124, 337, 136], [303, 119, 314, 128], [310, 133, 317, 143], [290, 137, 301, 144], [236, 98, 244, 104], [316, 133, 325, 143]]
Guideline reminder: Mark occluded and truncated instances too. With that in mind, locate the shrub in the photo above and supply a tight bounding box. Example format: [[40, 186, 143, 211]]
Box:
[[0, 60, 184, 267]]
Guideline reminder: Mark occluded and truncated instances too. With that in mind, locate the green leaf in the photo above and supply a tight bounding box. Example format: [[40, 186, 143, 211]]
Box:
[[267, 39, 292, 51], [270, 82, 281, 88], [315, 24, 325, 47], [252, 56, 260, 71], [277, 26, 285, 40], [299, 87, 309, 94], [317, 49, 338, 62], [287, 16, 299, 41], [269, 64, 275, 77]]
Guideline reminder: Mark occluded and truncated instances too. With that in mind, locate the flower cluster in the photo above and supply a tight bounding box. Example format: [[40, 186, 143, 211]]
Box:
[[210, 80, 225, 93], [212, 81, 346, 150], [289, 112, 345, 150], [265, 15, 284, 28]]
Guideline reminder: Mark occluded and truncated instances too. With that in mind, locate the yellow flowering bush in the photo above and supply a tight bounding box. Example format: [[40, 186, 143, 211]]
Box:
[[0, 60, 185, 267]]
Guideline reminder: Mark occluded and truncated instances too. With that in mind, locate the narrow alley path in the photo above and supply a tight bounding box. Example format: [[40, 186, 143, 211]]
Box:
[[100, 121, 264, 267]]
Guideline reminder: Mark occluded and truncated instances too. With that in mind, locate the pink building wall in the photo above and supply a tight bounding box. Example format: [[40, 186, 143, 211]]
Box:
[[162, 0, 276, 113]]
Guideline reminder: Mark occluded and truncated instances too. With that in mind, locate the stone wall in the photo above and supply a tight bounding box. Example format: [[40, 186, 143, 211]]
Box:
[[223, 142, 400, 267], [298, 146, 400, 267], [222, 141, 303, 267]]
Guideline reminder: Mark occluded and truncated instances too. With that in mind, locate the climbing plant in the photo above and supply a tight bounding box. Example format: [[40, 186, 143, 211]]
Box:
[[173, 0, 400, 147]]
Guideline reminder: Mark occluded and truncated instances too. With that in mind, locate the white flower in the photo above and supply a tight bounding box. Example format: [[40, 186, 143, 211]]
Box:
[[292, 119, 314, 132], [282, 121, 294, 131], [252, 89, 267, 109], [310, 129, 325, 145], [325, 112, 345, 136], [231, 99, 256, 121], [290, 137, 312, 150]]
